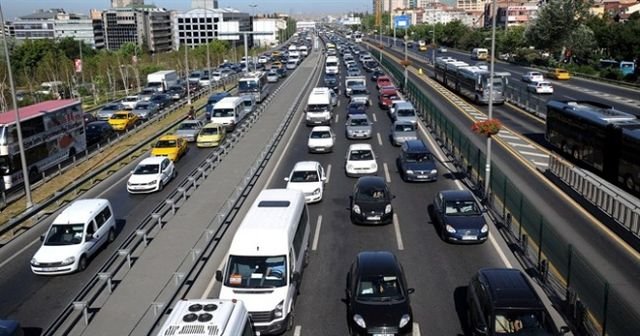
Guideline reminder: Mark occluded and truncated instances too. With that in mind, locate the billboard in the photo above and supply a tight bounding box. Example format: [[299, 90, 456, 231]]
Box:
[[394, 15, 410, 28]]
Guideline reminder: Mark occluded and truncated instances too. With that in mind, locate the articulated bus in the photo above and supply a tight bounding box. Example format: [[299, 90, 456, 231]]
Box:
[[434, 57, 509, 105], [238, 71, 269, 103], [0, 99, 86, 190], [418, 40, 427, 51], [546, 100, 640, 196]]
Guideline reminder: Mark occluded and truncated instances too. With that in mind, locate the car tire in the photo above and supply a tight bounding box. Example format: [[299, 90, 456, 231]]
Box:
[[107, 229, 116, 244], [286, 303, 295, 331], [78, 255, 88, 272]]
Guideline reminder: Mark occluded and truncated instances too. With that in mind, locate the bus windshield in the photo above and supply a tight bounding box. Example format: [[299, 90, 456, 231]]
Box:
[[225, 255, 287, 288], [239, 80, 258, 92]]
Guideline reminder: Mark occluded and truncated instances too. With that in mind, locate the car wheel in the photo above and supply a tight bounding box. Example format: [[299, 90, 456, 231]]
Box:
[[77, 255, 88, 272], [286, 303, 295, 331], [107, 229, 116, 244]]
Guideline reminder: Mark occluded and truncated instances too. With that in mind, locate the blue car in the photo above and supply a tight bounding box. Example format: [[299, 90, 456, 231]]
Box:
[[346, 102, 367, 117]]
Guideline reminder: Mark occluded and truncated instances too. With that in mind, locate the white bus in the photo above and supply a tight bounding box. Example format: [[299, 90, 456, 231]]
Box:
[[354, 32, 363, 42], [471, 48, 489, 61], [216, 189, 310, 335], [0, 99, 86, 190], [238, 71, 269, 103]]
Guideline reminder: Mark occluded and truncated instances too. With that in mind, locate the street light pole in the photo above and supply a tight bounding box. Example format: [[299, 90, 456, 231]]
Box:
[[184, 41, 192, 105], [483, 0, 498, 199], [205, 3, 212, 93], [249, 4, 257, 72], [403, 34, 408, 90], [431, 26, 436, 66], [0, 4, 32, 208]]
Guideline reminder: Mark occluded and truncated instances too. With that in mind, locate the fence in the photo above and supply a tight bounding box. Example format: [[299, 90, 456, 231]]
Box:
[[379, 54, 640, 336]]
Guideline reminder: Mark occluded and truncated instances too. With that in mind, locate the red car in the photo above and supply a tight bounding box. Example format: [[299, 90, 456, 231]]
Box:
[[378, 88, 399, 109], [376, 75, 392, 89]]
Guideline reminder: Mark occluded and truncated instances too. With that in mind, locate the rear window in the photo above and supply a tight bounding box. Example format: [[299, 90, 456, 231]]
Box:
[[258, 201, 290, 207]]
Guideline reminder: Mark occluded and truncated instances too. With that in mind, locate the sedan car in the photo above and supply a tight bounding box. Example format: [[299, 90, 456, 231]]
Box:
[[350, 176, 394, 225], [379, 88, 400, 110], [132, 101, 160, 120], [432, 189, 488, 243], [346, 251, 414, 336], [176, 119, 204, 142], [527, 81, 554, 94], [345, 143, 378, 177], [126, 156, 176, 194], [396, 139, 438, 182], [151, 135, 188, 162], [390, 120, 418, 146], [347, 67, 362, 77], [108, 111, 139, 131], [167, 85, 186, 100], [267, 70, 280, 83], [350, 86, 371, 106], [97, 102, 126, 120], [85, 121, 115, 147], [376, 75, 392, 89], [149, 93, 172, 109], [393, 102, 417, 124], [284, 161, 327, 203], [371, 69, 385, 81], [521, 71, 544, 83], [121, 95, 141, 109], [307, 126, 336, 153], [196, 123, 226, 148], [345, 114, 372, 140], [346, 102, 367, 117]]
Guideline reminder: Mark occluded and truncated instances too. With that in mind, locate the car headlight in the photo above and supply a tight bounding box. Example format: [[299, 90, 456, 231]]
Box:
[[313, 188, 321, 195], [445, 225, 457, 233], [481, 224, 489, 233], [431, 169, 438, 175], [62, 256, 76, 266], [385, 204, 392, 214], [399, 314, 411, 328], [274, 300, 284, 318], [353, 314, 366, 329], [347, 164, 354, 171], [30, 258, 40, 266], [353, 204, 361, 214], [406, 170, 414, 175], [148, 180, 158, 185], [371, 162, 377, 170]]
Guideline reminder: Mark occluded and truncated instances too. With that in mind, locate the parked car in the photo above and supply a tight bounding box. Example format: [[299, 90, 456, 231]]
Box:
[[396, 139, 438, 182], [307, 126, 336, 153], [196, 122, 226, 148], [345, 143, 378, 177], [151, 135, 188, 161], [345, 114, 372, 140], [284, 161, 327, 203], [176, 119, 204, 142], [349, 176, 394, 225], [127, 156, 176, 194], [132, 101, 159, 120], [97, 102, 126, 120], [432, 189, 488, 243], [345, 251, 414, 335], [390, 120, 418, 146], [85, 121, 114, 147], [108, 111, 139, 131], [527, 81, 554, 94], [548, 68, 571, 80], [521, 71, 544, 83]]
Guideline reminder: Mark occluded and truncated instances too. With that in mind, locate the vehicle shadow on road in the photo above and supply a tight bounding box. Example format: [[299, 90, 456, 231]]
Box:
[[22, 327, 43, 336], [454, 286, 471, 336]]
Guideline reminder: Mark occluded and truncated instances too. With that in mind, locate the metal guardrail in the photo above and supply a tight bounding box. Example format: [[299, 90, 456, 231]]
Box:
[[0, 76, 239, 245], [42, 48, 325, 336]]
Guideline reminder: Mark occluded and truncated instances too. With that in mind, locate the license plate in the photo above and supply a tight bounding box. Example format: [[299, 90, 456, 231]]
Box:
[[315, 148, 325, 151], [367, 216, 381, 220], [462, 235, 477, 241], [418, 175, 427, 178], [373, 334, 393, 336], [43, 267, 59, 272]]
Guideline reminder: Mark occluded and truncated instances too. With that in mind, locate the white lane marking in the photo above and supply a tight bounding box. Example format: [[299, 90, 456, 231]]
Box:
[[326, 164, 332, 183], [532, 161, 549, 167], [489, 234, 512, 268], [372, 113, 377, 122], [511, 143, 535, 149], [413, 323, 421, 336], [293, 325, 302, 336], [377, 132, 383, 146], [312, 215, 322, 251], [337, 100, 341, 107], [265, 112, 306, 187], [383, 162, 391, 183], [393, 213, 404, 250], [519, 151, 549, 158], [335, 113, 339, 123]]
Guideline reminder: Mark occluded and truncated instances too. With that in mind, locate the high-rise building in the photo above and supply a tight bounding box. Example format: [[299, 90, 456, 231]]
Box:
[[457, 0, 486, 11], [191, 0, 218, 9], [111, 0, 144, 8], [172, 8, 251, 50], [11, 8, 100, 48], [102, 6, 172, 52], [372, 0, 408, 13]]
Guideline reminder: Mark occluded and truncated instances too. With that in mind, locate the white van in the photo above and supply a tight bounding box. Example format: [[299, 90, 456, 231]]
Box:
[[30, 199, 116, 275], [305, 87, 333, 126], [216, 189, 310, 335], [211, 96, 247, 131], [325, 56, 339, 74], [298, 45, 308, 56], [155, 299, 255, 336]]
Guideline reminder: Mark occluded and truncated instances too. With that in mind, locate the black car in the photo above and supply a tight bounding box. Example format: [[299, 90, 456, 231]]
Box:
[[396, 139, 438, 182], [350, 176, 394, 225], [432, 189, 488, 243], [83, 112, 97, 124], [149, 93, 172, 109], [467, 268, 568, 336], [371, 69, 385, 81], [85, 121, 115, 147], [346, 251, 414, 336], [166, 85, 186, 100], [276, 67, 287, 78], [363, 60, 379, 72]]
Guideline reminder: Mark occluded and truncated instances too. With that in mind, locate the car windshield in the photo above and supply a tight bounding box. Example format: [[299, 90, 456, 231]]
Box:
[[494, 310, 551, 335], [134, 163, 160, 175], [308, 104, 329, 112], [44, 224, 85, 246], [134, 105, 149, 110], [324, 74, 337, 81], [290, 170, 319, 182], [86, 124, 105, 132], [200, 127, 219, 135], [310, 131, 331, 139], [213, 109, 234, 117], [154, 139, 176, 148], [395, 124, 415, 132], [349, 149, 373, 161], [124, 97, 138, 102], [397, 109, 415, 117], [111, 114, 129, 119], [406, 152, 432, 162], [356, 275, 404, 302], [225, 255, 287, 288], [444, 199, 481, 216], [178, 122, 199, 130], [326, 61, 338, 67], [352, 89, 367, 95], [349, 118, 369, 126]]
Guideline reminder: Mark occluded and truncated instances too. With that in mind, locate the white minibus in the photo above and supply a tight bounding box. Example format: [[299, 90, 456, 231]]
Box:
[[211, 96, 247, 131]]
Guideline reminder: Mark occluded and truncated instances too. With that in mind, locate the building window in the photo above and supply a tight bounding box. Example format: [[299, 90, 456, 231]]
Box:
[[200, 24, 205, 30], [178, 18, 184, 23]]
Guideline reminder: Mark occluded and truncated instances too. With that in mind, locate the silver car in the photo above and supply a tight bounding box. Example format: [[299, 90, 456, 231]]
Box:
[[176, 119, 204, 142], [345, 114, 372, 139], [97, 102, 126, 120], [132, 101, 159, 120], [393, 101, 418, 125], [350, 85, 370, 106], [390, 120, 418, 146], [267, 70, 279, 83]]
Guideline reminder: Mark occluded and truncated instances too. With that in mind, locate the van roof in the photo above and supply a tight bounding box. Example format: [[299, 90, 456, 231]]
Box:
[[156, 299, 248, 336], [229, 189, 305, 256], [53, 199, 110, 225], [214, 96, 243, 109]]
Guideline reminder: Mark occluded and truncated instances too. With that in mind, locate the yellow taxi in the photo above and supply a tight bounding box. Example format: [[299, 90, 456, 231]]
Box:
[[151, 135, 187, 161], [549, 68, 571, 80], [271, 61, 283, 69], [196, 123, 226, 148], [108, 111, 139, 131]]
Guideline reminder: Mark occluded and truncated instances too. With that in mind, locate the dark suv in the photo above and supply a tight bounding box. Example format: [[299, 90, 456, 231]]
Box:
[[467, 268, 569, 336], [346, 251, 414, 336], [396, 139, 438, 182]]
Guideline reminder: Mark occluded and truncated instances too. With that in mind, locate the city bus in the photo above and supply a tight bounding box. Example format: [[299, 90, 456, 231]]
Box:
[[418, 40, 427, 51], [238, 71, 269, 103], [434, 57, 509, 105], [546, 100, 640, 196], [0, 99, 86, 190], [471, 48, 489, 61]]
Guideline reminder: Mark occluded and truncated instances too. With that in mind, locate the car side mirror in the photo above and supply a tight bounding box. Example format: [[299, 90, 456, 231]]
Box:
[[559, 326, 570, 335], [475, 326, 488, 335], [284, 177, 289, 182], [40, 234, 45, 242], [407, 288, 415, 294], [321, 176, 327, 182], [215, 270, 223, 282]]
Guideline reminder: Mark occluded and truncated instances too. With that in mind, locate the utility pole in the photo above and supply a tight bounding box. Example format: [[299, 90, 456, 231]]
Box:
[[484, 0, 499, 199], [205, 3, 212, 93]]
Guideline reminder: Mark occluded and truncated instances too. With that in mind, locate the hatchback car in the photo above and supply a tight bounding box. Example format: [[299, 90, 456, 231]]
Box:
[[127, 156, 176, 194], [307, 126, 336, 153], [108, 111, 139, 131], [284, 161, 327, 203], [432, 189, 488, 243], [521, 71, 544, 83], [527, 81, 554, 94], [85, 121, 115, 147], [396, 139, 438, 182], [151, 135, 188, 162], [345, 144, 378, 177], [393, 103, 417, 124], [122, 95, 141, 109], [97, 102, 126, 120], [176, 119, 204, 142], [350, 176, 394, 225], [150, 93, 172, 109], [379, 88, 400, 110], [345, 251, 414, 335], [347, 102, 368, 117], [267, 69, 279, 83], [350, 86, 371, 106], [345, 114, 372, 140], [196, 123, 226, 148], [390, 120, 418, 146]]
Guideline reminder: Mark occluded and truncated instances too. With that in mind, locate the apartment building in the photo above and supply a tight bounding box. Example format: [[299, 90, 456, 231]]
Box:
[[11, 8, 101, 48], [102, 6, 172, 52], [172, 8, 251, 49]]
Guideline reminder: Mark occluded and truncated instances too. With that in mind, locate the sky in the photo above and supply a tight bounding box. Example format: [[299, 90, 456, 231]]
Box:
[[2, 0, 372, 20]]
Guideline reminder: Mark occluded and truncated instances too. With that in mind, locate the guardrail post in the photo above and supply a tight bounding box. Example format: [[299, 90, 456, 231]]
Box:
[[191, 248, 201, 261], [98, 272, 114, 293], [136, 229, 148, 247], [188, 176, 197, 189], [118, 249, 132, 268], [177, 187, 187, 200], [165, 199, 176, 214], [73, 301, 89, 325], [198, 167, 207, 178], [152, 213, 163, 228], [173, 272, 185, 286], [152, 302, 165, 317]]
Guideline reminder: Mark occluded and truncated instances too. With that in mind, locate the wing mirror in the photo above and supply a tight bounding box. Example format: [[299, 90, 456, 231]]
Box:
[[284, 177, 290, 182], [215, 270, 223, 282]]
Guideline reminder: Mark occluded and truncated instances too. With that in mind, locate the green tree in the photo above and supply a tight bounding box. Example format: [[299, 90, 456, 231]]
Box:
[[566, 24, 596, 63], [441, 20, 471, 48], [497, 26, 527, 53]]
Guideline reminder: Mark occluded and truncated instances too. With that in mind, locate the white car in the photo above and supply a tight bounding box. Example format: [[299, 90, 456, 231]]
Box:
[[122, 95, 141, 110], [345, 143, 378, 177], [127, 156, 176, 194], [284, 161, 327, 203], [308, 126, 336, 153], [211, 71, 222, 82], [522, 71, 544, 83], [527, 81, 554, 94]]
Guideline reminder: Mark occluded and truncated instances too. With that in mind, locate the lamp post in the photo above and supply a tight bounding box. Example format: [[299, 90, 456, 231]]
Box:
[[184, 40, 192, 105], [403, 33, 408, 90], [249, 4, 257, 72], [0, 4, 32, 208], [483, 0, 498, 199], [204, 2, 212, 93], [430, 26, 436, 65]]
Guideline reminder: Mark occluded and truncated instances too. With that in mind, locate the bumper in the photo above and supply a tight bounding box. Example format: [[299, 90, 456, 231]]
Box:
[[402, 172, 438, 182], [347, 132, 372, 139], [127, 184, 160, 194], [197, 141, 220, 148], [444, 232, 488, 244], [253, 316, 288, 335], [31, 262, 77, 275], [351, 211, 393, 225], [304, 193, 323, 203], [308, 145, 333, 153], [346, 167, 377, 177], [305, 119, 331, 126], [350, 324, 412, 336]]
